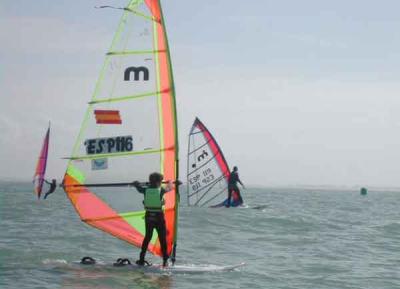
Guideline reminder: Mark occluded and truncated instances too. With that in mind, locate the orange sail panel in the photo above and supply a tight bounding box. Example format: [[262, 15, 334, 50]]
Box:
[[63, 0, 179, 259]]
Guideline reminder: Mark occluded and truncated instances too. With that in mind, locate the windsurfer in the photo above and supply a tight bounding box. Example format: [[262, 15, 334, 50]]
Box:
[[44, 179, 57, 199], [226, 166, 245, 207], [132, 173, 172, 267]]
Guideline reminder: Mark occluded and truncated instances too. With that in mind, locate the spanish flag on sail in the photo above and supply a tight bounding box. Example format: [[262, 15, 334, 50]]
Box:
[[94, 110, 122, 124]]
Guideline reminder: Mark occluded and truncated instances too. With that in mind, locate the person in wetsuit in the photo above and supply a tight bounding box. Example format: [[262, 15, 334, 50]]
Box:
[[132, 173, 173, 267], [44, 179, 57, 199], [226, 166, 245, 207]]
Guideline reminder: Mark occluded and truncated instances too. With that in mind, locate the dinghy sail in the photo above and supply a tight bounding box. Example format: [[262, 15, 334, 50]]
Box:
[[33, 124, 50, 199], [187, 118, 242, 207], [63, 0, 179, 261]]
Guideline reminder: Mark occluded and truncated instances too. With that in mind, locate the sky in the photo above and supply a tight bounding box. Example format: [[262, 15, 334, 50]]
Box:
[[1, 0, 400, 188]]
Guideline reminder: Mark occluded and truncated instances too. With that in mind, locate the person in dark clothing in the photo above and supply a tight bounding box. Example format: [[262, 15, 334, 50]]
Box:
[[132, 173, 173, 267], [44, 179, 57, 199], [226, 166, 245, 208]]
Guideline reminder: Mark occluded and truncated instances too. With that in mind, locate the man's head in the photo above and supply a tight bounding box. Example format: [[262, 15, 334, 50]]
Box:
[[233, 166, 238, 172], [149, 172, 163, 187]]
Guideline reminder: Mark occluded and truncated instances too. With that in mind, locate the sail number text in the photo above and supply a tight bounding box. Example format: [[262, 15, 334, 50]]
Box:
[[189, 168, 215, 191], [85, 135, 133, 155]]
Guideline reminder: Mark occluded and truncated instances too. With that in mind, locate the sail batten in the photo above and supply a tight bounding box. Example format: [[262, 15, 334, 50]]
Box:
[[124, 8, 160, 22], [64, 0, 179, 259], [89, 88, 171, 104], [107, 49, 166, 55], [66, 146, 174, 160]]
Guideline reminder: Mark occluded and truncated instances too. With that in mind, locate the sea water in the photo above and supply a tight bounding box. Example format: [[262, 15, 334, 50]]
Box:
[[1, 182, 399, 289]]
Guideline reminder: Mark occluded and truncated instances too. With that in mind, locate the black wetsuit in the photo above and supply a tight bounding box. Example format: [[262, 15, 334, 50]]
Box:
[[133, 184, 169, 263], [227, 171, 243, 206], [44, 180, 57, 199]]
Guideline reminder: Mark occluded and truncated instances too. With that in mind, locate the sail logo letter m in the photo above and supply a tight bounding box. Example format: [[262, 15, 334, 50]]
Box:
[[124, 66, 149, 81]]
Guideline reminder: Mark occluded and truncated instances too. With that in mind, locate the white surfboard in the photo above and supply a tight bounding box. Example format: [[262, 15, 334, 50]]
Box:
[[130, 262, 246, 273], [71, 261, 245, 274]]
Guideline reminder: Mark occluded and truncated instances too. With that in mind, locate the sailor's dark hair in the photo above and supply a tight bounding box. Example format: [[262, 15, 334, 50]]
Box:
[[149, 172, 163, 186], [233, 166, 238, 171]]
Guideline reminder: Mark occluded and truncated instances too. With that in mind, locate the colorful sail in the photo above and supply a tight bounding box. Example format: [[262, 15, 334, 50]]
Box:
[[63, 0, 179, 260], [33, 125, 50, 199], [187, 118, 243, 207]]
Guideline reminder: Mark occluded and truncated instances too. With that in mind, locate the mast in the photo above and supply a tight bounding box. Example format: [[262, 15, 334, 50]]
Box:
[[157, 0, 179, 264]]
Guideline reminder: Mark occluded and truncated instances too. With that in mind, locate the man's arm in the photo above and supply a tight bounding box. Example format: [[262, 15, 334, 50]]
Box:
[[131, 181, 146, 194], [237, 175, 245, 188]]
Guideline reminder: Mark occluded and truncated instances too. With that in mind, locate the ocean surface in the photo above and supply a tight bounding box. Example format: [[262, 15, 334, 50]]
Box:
[[1, 182, 400, 289]]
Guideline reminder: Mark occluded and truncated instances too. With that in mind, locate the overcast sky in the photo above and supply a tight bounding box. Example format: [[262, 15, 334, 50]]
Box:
[[1, 0, 400, 188]]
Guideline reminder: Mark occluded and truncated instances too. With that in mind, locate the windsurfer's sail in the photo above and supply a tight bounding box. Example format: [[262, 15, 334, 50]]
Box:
[[187, 118, 243, 207], [33, 124, 50, 199], [63, 0, 179, 260]]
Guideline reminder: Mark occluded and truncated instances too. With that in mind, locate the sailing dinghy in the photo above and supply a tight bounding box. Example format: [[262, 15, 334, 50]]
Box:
[[63, 0, 179, 263]]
